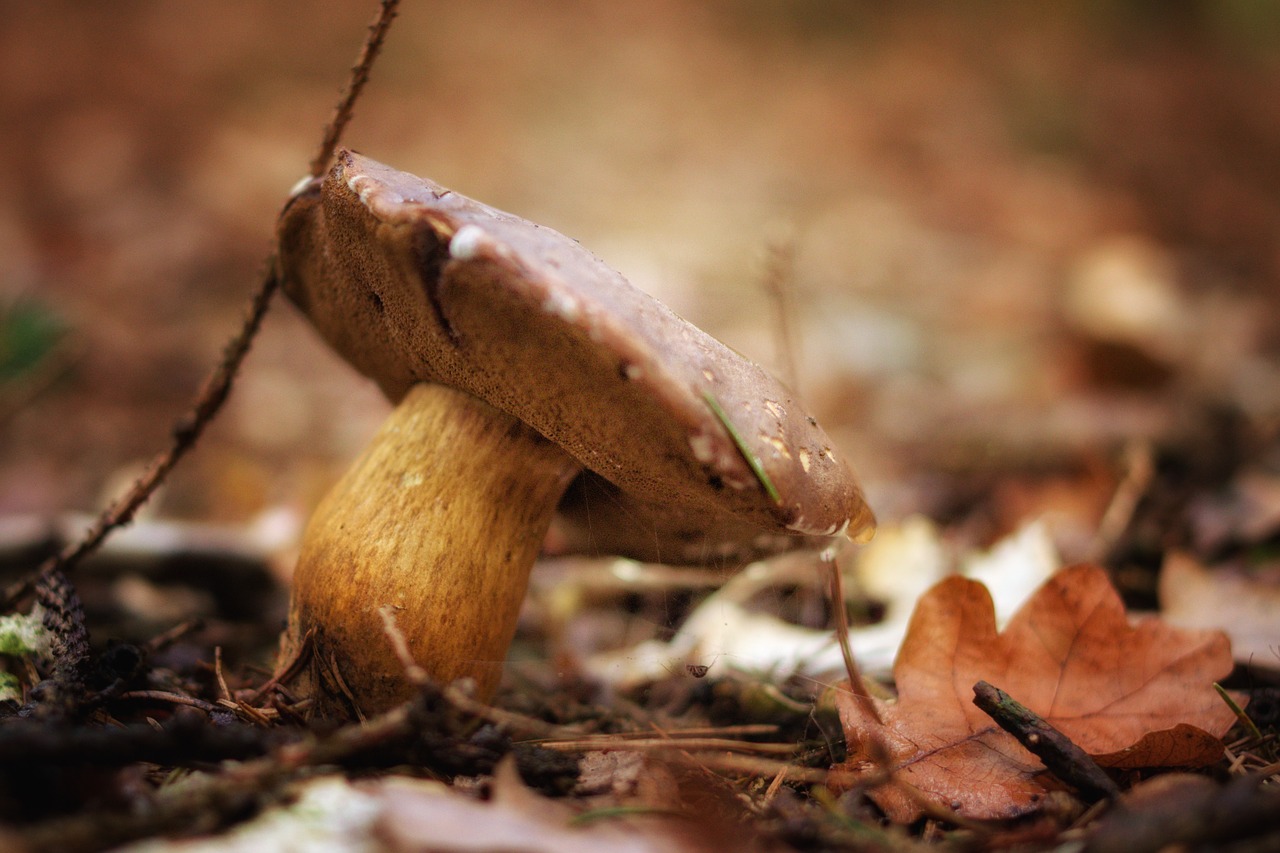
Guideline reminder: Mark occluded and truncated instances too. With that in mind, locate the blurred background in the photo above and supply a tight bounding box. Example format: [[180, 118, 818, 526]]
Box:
[[2, 0, 1278, 568]]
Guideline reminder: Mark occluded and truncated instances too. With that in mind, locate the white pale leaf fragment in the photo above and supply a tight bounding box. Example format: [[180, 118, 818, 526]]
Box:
[[584, 517, 1061, 688]]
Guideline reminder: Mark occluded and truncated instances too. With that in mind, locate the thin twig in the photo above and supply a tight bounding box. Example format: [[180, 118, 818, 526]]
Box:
[[214, 647, 232, 702], [763, 765, 788, 805], [583, 724, 780, 741], [117, 690, 223, 714], [973, 680, 1120, 802], [309, 0, 401, 178], [139, 619, 203, 656], [684, 751, 873, 786], [761, 232, 800, 395], [324, 649, 365, 722], [538, 736, 798, 755], [826, 551, 881, 725], [217, 697, 276, 727], [378, 604, 430, 687], [247, 626, 314, 705], [443, 683, 584, 740], [1091, 439, 1153, 561]]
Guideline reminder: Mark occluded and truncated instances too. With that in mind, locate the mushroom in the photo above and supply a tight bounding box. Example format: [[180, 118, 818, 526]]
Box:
[[275, 150, 874, 715]]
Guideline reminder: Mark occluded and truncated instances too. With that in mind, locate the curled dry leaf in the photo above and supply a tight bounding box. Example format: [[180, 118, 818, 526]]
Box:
[[834, 564, 1237, 822]]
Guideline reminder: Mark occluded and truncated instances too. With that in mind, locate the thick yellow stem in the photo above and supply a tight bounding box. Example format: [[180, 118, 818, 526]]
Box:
[[283, 383, 579, 715]]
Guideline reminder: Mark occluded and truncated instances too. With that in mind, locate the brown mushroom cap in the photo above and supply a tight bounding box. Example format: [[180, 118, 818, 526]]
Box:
[[278, 150, 873, 556]]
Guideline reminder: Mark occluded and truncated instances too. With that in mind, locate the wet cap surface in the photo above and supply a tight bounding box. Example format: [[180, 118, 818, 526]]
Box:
[[278, 150, 873, 546]]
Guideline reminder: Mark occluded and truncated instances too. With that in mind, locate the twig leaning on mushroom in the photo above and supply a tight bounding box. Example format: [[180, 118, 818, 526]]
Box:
[[275, 151, 875, 716]]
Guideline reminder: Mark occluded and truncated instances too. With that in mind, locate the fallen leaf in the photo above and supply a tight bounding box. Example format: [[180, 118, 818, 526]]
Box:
[[835, 564, 1237, 822], [1091, 723, 1229, 770]]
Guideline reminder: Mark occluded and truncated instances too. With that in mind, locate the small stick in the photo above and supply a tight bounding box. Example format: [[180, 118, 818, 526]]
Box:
[[679, 751, 872, 787], [443, 683, 582, 741], [762, 765, 788, 804], [761, 233, 800, 395], [324, 649, 365, 722], [217, 697, 276, 727], [378, 604, 431, 687], [213, 647, 232, 702], [117, 690, 222, 714], [246, 627, 314, 705], [140, 619, 202, 656], [1091, 440, 1153, 561], [827, 551, 881, 725], [536, 724, 779, 742], [538, 737, 797, 755], [973, 680, 1119, 801], [309, 0, 401, 178]]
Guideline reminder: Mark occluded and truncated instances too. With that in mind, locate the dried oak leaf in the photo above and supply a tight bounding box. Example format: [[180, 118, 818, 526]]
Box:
[[835, 564, 1237, 822]]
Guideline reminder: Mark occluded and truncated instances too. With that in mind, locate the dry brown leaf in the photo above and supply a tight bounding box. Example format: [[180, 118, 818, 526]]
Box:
[[835, 564, 1237, 822], [1091, 723, 1230, 770]]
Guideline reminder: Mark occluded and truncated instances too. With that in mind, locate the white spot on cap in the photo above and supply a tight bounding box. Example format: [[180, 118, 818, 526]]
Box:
[[623, 364, 643, 381], [763, 434, 792, 460], [798, 448, 811, 472], [449, 224, 489, 260], [764, 400, 784, 419], [347, 173, 398, 206], [542, 290, 580, 322], [786, 514, 851, 537], [688, 433, 717, 465]]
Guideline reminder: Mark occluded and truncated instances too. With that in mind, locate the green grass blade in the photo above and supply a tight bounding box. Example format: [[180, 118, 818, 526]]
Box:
[[702, 390, 782, 505]]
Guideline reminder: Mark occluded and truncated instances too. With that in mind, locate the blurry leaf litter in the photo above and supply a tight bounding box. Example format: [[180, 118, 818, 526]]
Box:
[[1160, 551, 1280, 667], [834, 564, 1239, 822], [112, 755, 721, 853], [583, 516, 1059, 688]]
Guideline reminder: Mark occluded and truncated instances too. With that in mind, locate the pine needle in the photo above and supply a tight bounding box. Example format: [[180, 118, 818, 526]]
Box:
[[702, 390, 782, 505]]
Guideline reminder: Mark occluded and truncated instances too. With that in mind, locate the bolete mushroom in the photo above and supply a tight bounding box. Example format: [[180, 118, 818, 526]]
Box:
[[275, 150, 874, 715]]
